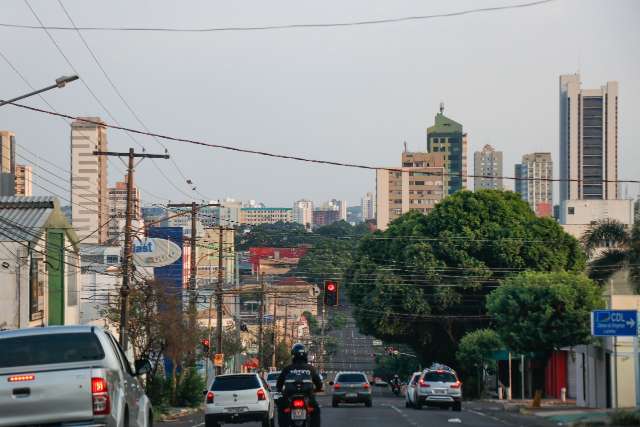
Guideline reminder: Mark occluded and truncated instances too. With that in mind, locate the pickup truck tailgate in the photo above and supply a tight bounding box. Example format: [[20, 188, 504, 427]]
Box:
[[0, 367, 94, 426]]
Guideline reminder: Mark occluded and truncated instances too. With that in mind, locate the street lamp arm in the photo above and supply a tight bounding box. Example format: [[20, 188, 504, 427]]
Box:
[[0, 74, 79, 107]]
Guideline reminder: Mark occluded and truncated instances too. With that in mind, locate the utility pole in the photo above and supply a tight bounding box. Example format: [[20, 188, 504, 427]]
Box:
[[93, 148, 169, 351], [215, 225, 225, 375], [166, 202, 220, 332], [319, 297, 326, 372], [272, 294, 277, 368], [258, 273, 265, 368], [284, 302, 288, 348]]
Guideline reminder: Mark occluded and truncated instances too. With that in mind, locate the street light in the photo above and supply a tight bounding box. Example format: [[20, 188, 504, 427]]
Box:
[[0, 75, 79, 107]]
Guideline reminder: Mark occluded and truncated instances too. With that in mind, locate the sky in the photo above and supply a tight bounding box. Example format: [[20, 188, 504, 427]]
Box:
[[1, 0, 639, 207]]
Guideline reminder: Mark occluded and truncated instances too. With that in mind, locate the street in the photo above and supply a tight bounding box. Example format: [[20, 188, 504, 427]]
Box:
[[324, 307, 376, 374], [158, 390, 555, 427]]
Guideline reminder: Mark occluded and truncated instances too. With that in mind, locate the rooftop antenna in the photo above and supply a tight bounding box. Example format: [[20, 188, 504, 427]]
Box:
[[403, 141, 408, 153], [439, 101, 444, 114]]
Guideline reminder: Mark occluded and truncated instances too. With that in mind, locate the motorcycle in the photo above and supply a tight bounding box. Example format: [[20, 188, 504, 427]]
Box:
[[281, 374, 316, 427], [391, 382, 401, 396]]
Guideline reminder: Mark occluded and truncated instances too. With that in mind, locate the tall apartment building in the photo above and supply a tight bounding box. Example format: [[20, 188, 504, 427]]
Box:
[[15, 165, 32, 196], [514, 152, 553, 216], [240, 207, 293, 225], [71, 117, 108, 244], [361, 192, 375, 221], [376, 151, 446, 230], [107, 178, 141, 241], [426, 105, 468, 195], [312, 209, 340, 228], [330, 199, 348, 221], [473, 144, 503, 191], [293, 199, 314, 229], [0, 131, 16, 196], [559, 74, 619, 201]]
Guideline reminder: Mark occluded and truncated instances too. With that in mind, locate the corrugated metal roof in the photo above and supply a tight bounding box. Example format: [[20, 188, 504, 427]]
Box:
[[0, 196, 55, 243]]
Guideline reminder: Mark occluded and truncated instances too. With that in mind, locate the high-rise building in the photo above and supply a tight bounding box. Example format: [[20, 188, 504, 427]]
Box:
[[240, 207, 293, 225], [514, 152, 553, 216], [14, 165, 32, 196], [473, 144, 503, 191], [293, 199, 314, 229], [312, 209, 340, 228], [0, 131, 16, 196], [71, 117, 108, 244], [107, 178, 141, 242], [426, 104, 468, 195], [329, 199, 348, 221], [559, 74, 618, 201], [376, 151, 446, 230], [361, 192, 375, 221]]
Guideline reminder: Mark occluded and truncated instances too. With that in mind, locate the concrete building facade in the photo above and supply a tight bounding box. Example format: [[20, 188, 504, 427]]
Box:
[[559, 74, 619, 201], [361, 192, 375, 221], [240, 207, 293, 225], [474, 144, 503, 191], [559, 199, 634, 239], [107, 178, 140, 242], [71, 118, 108, 244], [426, 105, 468, 195], [514, 152, 553, 216], [293, 199, 314, 229], [0, 131, 16, 196], [376, 151, 446, 231], [15, 164, 32, 196]]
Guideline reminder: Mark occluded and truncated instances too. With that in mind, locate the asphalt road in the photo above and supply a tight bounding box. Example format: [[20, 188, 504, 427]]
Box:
[[324, 307, 376, 374], [158, 390, 555, 427]]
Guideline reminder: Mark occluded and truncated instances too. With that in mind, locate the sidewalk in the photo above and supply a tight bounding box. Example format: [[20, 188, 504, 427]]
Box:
[[474, 399, 613, 426]]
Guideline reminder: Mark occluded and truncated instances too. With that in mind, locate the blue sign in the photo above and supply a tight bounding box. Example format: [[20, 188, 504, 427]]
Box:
[[591, 310, 638, 337]]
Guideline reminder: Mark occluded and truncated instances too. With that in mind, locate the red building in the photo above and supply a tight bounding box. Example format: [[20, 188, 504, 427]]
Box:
[[248, 247, 309, 274], [312, 209, 340, 228]]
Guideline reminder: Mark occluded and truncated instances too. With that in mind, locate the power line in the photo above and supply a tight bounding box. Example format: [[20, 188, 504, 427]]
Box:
[[8, 103, 639, 185], [3, 0, 556, 33]]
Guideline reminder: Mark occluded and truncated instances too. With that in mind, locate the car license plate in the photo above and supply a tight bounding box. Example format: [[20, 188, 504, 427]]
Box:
[[291, 409, 307, 420], [346, 393, 357, 398], [434, 389, 446, 394], [225, 407, 247, 413]]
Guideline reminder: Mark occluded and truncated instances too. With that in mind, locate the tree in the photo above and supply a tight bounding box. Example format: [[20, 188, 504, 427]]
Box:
[[346, 190, 586, 365], [235, 222, 312, 250], [486, 271, 603, 354], [456, 329, 502, 397], [581, 219, 640, 292]]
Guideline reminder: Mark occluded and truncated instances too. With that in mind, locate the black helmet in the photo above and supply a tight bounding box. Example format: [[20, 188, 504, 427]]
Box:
[[291, 343, 308, 362]]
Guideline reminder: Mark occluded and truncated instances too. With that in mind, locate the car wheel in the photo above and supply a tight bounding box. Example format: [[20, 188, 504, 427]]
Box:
[[332, 399, 339, 408], [147, 410, 153, 427], [205, 417, 219, 427], [365, 399, 372, 408], [262, 416, 270, 427], [453, 402, 462, 412]]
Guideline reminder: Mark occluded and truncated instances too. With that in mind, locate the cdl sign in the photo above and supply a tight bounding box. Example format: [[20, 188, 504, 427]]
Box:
[[133, 238, 181, 267], [591, 310, 638, 337]]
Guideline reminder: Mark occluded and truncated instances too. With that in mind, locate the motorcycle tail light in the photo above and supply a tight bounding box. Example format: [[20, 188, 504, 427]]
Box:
[[292, 399, 305, 408]]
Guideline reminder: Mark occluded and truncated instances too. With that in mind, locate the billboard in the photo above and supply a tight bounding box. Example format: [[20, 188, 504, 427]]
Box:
[[148, 227, 184, 302], [133, 237, 181, 267]]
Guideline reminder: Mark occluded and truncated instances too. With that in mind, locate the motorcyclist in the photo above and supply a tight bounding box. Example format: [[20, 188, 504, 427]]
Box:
[[390, 374, 401, 393], [276, 343, 323, 427]]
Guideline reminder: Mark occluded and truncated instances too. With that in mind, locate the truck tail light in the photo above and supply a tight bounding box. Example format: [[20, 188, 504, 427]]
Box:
[[206, 391, 215, 403], [91, 377, 110, 415], [257, 389, 266, 401]]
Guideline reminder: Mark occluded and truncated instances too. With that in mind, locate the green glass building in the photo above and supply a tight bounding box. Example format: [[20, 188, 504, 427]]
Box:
[[426, 105, 468, 195]]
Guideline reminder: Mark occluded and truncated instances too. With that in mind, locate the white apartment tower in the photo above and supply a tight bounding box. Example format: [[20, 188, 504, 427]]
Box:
[[559, 74, 619, 201], [473, 144, 503, 191], [361, 192, 375, 221], [71, 117, 108, 244], [293, 199, 314, 229]]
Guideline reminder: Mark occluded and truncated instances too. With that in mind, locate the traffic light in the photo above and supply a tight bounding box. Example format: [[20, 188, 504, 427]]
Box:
[[201, 338, 210, 352], [324, 280, 338, 306]]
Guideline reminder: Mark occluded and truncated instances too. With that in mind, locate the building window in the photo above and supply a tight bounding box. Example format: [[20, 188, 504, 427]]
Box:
[[106, 255, 119, 264], [568, 207, 575, 215]]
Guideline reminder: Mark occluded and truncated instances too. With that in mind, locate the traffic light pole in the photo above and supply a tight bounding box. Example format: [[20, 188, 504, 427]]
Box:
[[93, 148, 169, 352], [319, 298, 326, 372]]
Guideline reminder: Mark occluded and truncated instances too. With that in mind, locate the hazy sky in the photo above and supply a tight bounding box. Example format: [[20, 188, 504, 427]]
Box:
[[1, 0, 639, 207]]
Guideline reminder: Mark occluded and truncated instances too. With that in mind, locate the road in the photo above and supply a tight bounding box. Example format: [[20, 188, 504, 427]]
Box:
[[324, 306, 376, 374], [158, 390, 554, 427]]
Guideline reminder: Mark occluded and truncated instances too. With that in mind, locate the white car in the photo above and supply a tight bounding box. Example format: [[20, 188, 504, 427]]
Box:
[[405, 372, 422, 408], [205, 373, 275, 427], [415, 369, 462, 411], [265, 371, 282, 398]]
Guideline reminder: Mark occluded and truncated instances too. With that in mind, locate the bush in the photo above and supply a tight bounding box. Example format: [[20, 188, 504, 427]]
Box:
[[176, 368, 205, 408], [610, 410, 640, 426], [146, 373, 171, 409]]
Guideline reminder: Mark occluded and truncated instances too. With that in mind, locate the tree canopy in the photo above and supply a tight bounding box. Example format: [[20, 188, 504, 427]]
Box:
[[345, 190, 586, 365], [486, 271, 603, 354]]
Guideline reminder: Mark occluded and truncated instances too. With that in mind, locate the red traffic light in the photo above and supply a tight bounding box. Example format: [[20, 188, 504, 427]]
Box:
[[201, 338, 210, 347], [327, 282, 336, 292]]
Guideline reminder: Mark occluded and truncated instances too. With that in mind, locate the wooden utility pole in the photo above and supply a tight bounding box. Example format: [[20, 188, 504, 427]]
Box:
[[93, 148, 169, 351], [272, 294, 277, 368], [258, 273, 265, 368], [283, 302, 288, 347], [166, 202, 219, 331]]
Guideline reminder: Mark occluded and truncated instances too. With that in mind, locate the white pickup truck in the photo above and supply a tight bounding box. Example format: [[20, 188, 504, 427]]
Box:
[[0, 325, 153, 427]]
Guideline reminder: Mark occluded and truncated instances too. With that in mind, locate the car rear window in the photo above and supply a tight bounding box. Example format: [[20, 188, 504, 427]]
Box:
[[212, 375, 260, 391], [0, 332, 105, 368], [423, 372, 457, 383], [337, 373, 367, 383], [411, 374, 420, 384], [266, 372, 280, 381]]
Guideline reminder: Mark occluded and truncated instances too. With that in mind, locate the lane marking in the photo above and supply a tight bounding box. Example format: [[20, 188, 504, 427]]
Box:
[[448, 418, 462, 423], [386, 404, 420, 427], [467, 408, 509, 425], [191, 423, 204, 427]]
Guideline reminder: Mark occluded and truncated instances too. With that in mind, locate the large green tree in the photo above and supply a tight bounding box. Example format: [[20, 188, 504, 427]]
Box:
[[235, 222, 312, 250], [486, 271, 603, 354], [345, 190, 586, 365]]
